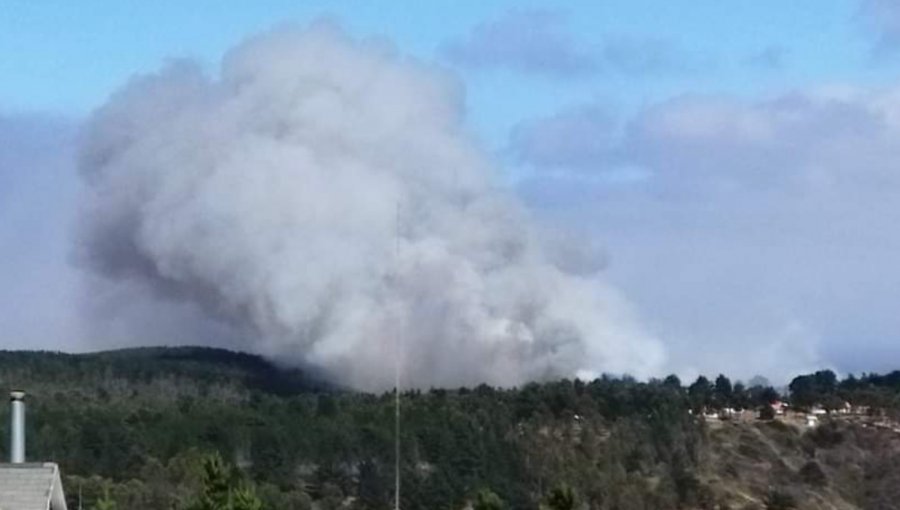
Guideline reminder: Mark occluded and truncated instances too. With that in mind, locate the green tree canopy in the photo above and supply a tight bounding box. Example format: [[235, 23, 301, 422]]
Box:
[[91, 487, 117, 510], [473, 488, 505, 510], [189, 453, 265, 510], [542, 484, 576, 510]]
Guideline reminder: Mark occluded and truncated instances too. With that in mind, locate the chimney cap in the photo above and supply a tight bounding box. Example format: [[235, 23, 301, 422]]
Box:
[[10, 390, 25, 401]]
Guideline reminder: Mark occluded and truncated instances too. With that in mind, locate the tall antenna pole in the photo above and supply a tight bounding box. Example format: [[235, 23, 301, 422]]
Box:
[[394, 342, 400, 510], [394, 201, 401, 510]]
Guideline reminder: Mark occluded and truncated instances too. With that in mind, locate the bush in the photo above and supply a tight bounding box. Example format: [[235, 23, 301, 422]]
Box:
[[764, 489, 797, 510], [542, 484, 576, 510], [798, 460, 827, 487], [807, 421, 844, 449], [473, 489, 505, 510]]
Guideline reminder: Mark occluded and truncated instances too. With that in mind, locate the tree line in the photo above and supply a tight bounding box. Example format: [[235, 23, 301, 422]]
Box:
[[0, 347, 898, 509]]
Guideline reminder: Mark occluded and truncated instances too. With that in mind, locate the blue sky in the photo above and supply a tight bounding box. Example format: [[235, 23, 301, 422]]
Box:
[[4, 0, 900, 382], [1, 0, 894, 140]]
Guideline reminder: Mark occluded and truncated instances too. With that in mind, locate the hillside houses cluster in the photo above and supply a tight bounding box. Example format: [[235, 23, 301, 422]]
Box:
[[694, 399, 873, 428]]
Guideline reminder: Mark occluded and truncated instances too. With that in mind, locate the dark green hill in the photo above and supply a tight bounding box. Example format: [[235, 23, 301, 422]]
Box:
[[0, 346, 329, 401]]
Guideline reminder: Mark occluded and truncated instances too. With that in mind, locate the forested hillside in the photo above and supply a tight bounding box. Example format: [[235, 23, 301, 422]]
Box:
[[0, 347, 899, 509]]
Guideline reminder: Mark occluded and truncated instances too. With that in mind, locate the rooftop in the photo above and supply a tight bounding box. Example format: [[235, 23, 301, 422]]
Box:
[[0, 463, 67, 510]]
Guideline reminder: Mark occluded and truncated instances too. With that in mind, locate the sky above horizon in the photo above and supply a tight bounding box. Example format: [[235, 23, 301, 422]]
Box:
[[3, 1, 900, 383]]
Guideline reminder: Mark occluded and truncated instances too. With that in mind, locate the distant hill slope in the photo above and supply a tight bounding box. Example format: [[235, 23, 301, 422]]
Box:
[[0, 347, 898, 509], [700, 419, 900, 510], [0, 346, 330, 403]]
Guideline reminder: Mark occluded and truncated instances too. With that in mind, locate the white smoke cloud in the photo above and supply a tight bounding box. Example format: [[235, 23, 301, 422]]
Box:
[[76, 23, 663, 390]]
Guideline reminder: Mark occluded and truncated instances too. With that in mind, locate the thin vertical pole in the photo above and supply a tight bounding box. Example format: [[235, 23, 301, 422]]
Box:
[[394, 201, 401, 510]]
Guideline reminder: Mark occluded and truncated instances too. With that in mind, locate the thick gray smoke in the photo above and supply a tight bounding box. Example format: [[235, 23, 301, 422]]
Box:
[[77, 24, 663, 389]]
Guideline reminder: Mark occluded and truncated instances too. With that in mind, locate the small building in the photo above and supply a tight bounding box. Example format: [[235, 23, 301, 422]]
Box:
[[806, 415, 819, 428], [0, 391, 68, 510], [852, 404, 871, 416], [770, 400, 788, 415]]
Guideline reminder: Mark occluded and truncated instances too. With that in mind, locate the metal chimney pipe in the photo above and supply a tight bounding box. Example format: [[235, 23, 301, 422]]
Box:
[[10, 390, 25, 463]]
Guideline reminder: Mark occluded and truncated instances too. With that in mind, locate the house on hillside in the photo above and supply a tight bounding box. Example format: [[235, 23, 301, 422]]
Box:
[[720, 407, 739, 419], [770, 400, 788, 415], [0, 391, 68, 510], [852, 404, 871, 416], [701, 409, 720, 421]]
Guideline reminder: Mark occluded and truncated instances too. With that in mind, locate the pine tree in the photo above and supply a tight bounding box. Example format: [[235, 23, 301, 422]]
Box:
[[91, 486, 117, 510], [232, 485, 265, 510], [542, 484, 576, 510], [473, 488, 505, 510], [189, 452, 265, 510]]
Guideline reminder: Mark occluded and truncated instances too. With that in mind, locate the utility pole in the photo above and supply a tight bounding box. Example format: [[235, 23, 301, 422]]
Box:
[[394, 201, 401, 510]]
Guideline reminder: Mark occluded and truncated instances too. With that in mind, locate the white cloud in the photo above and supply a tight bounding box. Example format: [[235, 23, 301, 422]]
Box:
[[510, 105, 617, 172], [442, 10, 597, 77], [515, 84, 900, 380], [443, 10, 704, 78]]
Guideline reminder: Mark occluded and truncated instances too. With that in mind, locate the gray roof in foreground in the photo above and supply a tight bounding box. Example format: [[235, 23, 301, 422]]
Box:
[[0, 463, 67, 510]]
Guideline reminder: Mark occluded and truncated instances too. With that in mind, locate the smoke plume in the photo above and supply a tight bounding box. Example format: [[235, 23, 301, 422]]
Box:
[[77, 23, 663, 389]]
